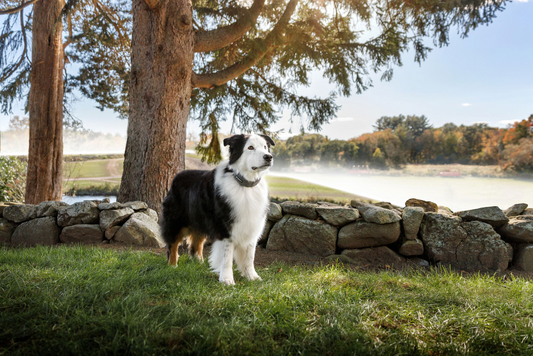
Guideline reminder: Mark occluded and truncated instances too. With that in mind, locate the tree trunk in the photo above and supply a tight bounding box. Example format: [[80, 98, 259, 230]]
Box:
[[25, 0, 65, 204], [118, 0, 194, 212]]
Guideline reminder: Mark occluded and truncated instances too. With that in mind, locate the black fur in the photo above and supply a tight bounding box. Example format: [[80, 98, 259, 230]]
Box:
[[160, 169, 234, 246], [260, 135, 276, 147], [223, 134, 248, 165]]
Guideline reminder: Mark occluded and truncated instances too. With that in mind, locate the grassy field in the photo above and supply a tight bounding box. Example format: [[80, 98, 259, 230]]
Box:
[[1, 246, 532, 355], [61, 157, 366, 203], [266, 176, 371, 204]]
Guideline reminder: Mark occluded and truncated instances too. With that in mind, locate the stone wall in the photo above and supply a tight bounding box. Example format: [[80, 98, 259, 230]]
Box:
[[0, 200, 163, 248], [262, 199, 533, 273], [1, 198, 532, 273]]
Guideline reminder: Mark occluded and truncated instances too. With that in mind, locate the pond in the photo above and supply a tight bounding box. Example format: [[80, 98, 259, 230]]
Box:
[[62, 196, 117, 204], [270, 172, 533, 211]]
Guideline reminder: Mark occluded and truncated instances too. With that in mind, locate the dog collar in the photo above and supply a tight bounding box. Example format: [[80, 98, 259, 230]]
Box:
[[226, 167, 261, 188]]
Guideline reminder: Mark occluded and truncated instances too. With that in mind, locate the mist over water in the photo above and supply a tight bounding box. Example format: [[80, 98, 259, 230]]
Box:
[[270, 172, 533, 211]]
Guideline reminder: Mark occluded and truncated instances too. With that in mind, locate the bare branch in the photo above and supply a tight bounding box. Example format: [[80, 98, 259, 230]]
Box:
[[0, 0, 40, 15], [193, 0, 298, 89], [194, 0, 265, 53]]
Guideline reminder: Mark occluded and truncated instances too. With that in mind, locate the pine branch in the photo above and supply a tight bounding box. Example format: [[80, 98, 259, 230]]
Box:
[[0, 0, 40, 15], [0, 6, 28, 83], [192, 0, 298, 89], [194, 0, 265, 53]]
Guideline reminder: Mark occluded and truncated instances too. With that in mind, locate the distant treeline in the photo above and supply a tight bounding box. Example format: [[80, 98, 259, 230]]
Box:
[[272, 115, 533, 171]]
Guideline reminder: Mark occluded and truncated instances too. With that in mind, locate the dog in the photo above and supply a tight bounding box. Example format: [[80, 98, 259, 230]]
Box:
[[159, 133, 275, 285]]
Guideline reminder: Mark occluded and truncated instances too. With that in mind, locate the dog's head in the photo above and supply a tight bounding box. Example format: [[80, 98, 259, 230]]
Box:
[[224, 134, 275, 177]]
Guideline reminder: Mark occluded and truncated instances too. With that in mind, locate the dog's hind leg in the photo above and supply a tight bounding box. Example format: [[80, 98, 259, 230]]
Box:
[[234, 243, 261, 281], [189, 232, 207, 262], [168, 228, 190, 267]]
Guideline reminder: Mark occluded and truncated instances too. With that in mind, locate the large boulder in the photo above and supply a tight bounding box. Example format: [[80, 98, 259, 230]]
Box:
[[60, 224, 104, 244], [279, 201, 318, 220], [513, 244, 533, 272], [351, 202, 400, 224], [341, 246, 405, 268], [3, 204, 36, 223], [419, 213, 513, 272], [35, 201, 69, 218], [402, 206, 424, 240], [114, 212, 164, 247], [454, 206, 509, 228], [266, 215, 337, 257], [337, 221, 400, 249], [267, 203, 283, 222], [316, 206, 359, 226], [405, 198, 438, 213], [498, 219, 533, 243], [504, 203, 528, 217], [99, 207, 134, 231], [11, 217, 60, 247], [57, 201, 99, 227], [0, 218, 17, 245]]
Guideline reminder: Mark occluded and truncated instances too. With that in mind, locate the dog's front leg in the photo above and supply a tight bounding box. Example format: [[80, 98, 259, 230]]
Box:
[[242, 243, 261, 281], [219, 239, 235, 285]]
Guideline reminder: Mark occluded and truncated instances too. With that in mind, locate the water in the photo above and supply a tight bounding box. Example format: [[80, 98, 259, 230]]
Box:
[[62, 196, 117, 204], [270, 172, 533, 211]]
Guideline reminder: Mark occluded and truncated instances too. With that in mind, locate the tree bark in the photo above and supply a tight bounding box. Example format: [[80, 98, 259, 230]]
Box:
[[118, 0, 194, 212], [26, 0, 65, 204]]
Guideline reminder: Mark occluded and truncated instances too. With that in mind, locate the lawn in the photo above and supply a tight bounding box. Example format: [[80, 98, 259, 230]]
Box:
[[64, 159, 124, 180], [266, 176, 372, 204], [60, 157, 368, 203], [1, 246, 532, 355]]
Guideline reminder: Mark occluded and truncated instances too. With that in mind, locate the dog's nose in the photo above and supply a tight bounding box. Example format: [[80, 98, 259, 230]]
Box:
[[263, 154, 273, 162]]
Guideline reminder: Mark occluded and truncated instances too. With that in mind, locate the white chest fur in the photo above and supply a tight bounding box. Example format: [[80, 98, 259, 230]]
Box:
[[214, 163, 269, 245]]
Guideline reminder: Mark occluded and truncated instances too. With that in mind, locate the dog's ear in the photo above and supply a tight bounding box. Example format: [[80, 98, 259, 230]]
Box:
[[223, 135, 244, 147], [260, 135, 276, 147]]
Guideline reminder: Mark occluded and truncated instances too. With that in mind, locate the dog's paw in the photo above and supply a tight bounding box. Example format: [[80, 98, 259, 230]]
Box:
[[219, 276, 235, 286], [244, 271, 262, 281]]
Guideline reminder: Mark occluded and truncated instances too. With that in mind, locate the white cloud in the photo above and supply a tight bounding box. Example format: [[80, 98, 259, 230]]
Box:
[[462, 103, 471, 107], [515, 0, 529, 3]]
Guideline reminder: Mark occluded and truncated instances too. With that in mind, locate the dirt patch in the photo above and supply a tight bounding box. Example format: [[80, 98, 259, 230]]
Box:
[[106, 159, 122, 177]]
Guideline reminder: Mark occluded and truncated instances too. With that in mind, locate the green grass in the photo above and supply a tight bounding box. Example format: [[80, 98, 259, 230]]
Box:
[[1, 246, 532, 355], [266, 176, 372, 204], [64, 159, 123, 179]]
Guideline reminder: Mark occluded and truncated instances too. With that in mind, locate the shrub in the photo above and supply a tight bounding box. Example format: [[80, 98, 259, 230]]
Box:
[[0, 156, 27, 203]]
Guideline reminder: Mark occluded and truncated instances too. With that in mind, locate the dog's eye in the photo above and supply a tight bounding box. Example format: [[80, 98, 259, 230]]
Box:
[[264, 146, 267, 149], [248, 146, 254, 150]]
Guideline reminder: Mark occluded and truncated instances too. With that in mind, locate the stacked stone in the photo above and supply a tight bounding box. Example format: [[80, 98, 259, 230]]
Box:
[[2, 196, 532, 274], [262, 199, 533, 273], [0, 200, 163, 248]]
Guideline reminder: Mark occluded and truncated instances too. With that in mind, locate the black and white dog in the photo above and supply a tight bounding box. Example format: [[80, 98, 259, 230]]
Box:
[[159, 134, 274, 285]]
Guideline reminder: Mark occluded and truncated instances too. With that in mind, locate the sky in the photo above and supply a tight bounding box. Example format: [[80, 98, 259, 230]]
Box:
[[1, 0, 532, 142]]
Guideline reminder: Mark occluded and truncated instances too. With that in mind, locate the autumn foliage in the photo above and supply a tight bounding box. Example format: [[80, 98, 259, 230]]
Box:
[[273, 116, 533, 172]]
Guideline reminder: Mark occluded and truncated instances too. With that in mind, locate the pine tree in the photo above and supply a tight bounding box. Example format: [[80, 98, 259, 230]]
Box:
[[0, 0, 129, 203], [119, 0, 507, 210]]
